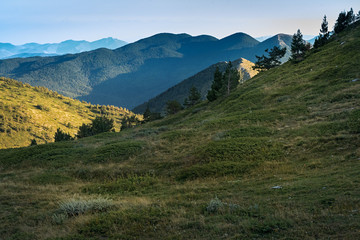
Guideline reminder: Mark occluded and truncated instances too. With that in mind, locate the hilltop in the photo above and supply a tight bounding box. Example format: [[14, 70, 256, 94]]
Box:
[[0, 77, 140, 149], [0, 32, 292, 109], [134, 57, 258, 113], [0, 22, 359, 239]]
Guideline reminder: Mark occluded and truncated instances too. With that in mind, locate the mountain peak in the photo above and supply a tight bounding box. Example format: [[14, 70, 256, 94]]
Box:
[[219, 32, 259, 49]]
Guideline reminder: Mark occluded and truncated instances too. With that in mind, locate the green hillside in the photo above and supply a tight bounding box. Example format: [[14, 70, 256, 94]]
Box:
[[0, 77, 141, 149], [0, 23, 359, 239], [133, 57, 258, 114], [0, 32, 292, 110]]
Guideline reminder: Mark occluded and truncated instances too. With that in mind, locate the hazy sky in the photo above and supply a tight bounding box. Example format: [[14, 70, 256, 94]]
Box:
[[1, 0, 359, 44]]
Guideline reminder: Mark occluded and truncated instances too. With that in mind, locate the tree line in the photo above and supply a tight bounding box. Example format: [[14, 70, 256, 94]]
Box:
[[252, 8, 359, 70]]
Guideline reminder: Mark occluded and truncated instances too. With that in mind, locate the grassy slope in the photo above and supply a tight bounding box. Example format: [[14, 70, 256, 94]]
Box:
[[0, 77, 141, 149], [0, 23, 359, 239]]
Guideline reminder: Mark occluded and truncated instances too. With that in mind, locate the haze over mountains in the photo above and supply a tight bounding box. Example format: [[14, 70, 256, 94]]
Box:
[[0, 37, 127, 59], [0, 32, 293, 110]]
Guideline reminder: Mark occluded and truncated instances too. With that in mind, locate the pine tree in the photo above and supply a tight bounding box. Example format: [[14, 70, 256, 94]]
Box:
[[54, 128, 73, 142], [143, 105, 151, 122], [121, 116, 140, 130], [290, 29, 307, 62], [207, 67, 223, 102], [222, 61, 240, 95], [91, 116, 114, 134], [185, 86, 201, 107], [166, 100, 183, 115], [30, 139, 37, 146], [77, 123, 93, 138], [253, 46, 286, 71], [334, 11, 347, 33], [345, 8, 355, 26], [314, 15, 330, 48]]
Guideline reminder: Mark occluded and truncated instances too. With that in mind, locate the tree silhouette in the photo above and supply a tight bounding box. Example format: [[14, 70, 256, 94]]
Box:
[[184, 86, 201, 107], [253, 46, 286, 71], [290, 29, 307, 62]]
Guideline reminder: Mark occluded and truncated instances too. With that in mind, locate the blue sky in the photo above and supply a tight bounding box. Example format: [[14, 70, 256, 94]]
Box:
[[0, 0, 359, 44]]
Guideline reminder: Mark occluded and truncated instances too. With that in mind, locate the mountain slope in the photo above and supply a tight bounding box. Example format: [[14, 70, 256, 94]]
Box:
[[0, 21, 359, 240], [0, 77, 140, 149], [0, 32, 292, 109], [0, 37, 127, 59], [133, 57, 258, 113]]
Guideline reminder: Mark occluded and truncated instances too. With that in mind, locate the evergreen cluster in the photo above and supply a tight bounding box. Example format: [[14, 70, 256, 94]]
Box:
[[183, 86, 201, 107], [166, 100, 183, 115], [314, 15, 330, 48], [334, 8, 357, 34], [55, 116, 116, 141], [207, 62, 240, 102], [253, 46, 286, 71], [121, 116, 142, 130], [77, 116, 115, 138], [55, 128, 74, 142], [290, 29, 310, 62], [142, 105, 162, 122]]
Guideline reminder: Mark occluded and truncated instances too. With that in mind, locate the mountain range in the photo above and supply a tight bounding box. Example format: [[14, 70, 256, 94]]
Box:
[[0, 37, 127, 59], [0, 32, 293, 110]]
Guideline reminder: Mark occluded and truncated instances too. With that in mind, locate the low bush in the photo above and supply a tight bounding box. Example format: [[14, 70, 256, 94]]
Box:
[[58, 197, 114, 217]]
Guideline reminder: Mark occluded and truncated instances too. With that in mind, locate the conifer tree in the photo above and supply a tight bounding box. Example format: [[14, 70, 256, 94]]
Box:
[[77, 116, 115, 138], [314, 15, 330, 48], [30, 139, 37, 146], [290, 29, 307, 62], [207, 67, 223, 102], [253, 46, 286, 71], [185, 86, 201, 107], [334, 11, 347, 33], [121, 116, 140, 130], [143, 105, 151, 122], [91, 116, 114, 134], [166, 100, 182, 115], [345, 8, 355, 26], [54, 128, 73, 142], [222, 61, 240, 95]]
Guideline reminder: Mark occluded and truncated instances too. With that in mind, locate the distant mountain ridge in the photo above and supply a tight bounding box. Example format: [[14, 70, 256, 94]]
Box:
[[0, 32, 293, 109], [0, 37, 127, 59]]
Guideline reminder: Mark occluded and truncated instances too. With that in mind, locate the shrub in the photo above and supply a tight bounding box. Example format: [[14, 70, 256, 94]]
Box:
[[92, 116, 114, 134], [58, 197, 114, 217], [206, 197, 224, 214], [52, 213, 67, 225], [30, 138, 37, 146], [166, 100, 183, 115], [54, 128, 74, 142], [77, 116, 115, 138]]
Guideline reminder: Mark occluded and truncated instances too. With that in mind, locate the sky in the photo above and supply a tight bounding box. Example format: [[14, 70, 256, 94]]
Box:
[[0, 0, 359, 45]]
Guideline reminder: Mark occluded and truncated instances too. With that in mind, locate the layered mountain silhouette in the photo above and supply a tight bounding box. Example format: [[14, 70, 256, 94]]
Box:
[[0, 32, 292, 109], [0, 37, 127, 59], [133, 58, 258, 114]]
